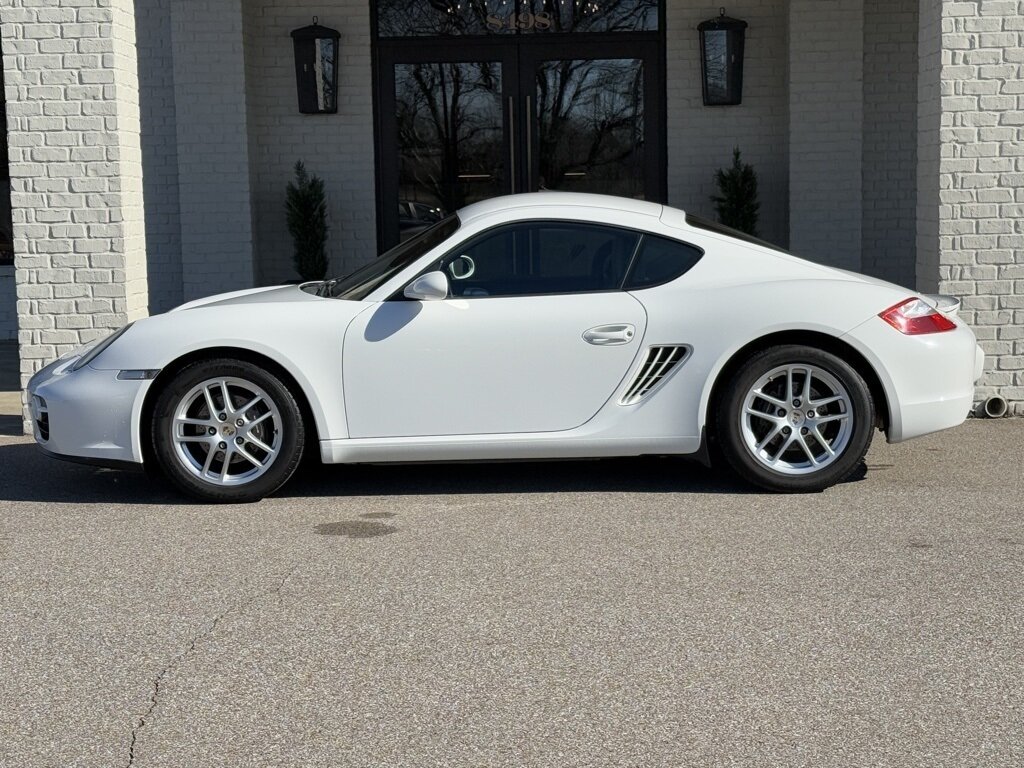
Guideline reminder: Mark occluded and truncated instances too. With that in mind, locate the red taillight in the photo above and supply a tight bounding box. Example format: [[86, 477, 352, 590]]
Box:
[[879, 298, 957, 335]]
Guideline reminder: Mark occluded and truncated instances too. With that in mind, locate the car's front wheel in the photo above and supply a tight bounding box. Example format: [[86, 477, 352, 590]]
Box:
[[151, 359, 305, 502], [716, 345, 874, 492]]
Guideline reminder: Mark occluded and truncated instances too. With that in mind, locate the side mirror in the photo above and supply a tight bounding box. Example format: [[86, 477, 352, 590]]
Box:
[[403, 271, 449, 301]]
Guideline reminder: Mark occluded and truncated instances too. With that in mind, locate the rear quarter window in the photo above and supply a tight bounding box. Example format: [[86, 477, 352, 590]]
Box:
[[624, 235, 704, 290]]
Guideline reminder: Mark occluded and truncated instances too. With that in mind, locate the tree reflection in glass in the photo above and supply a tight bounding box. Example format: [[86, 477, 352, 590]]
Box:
[[377, 0, 657, 37], [535, 58, 644, 198], [702, 30, 729, 105], [315, 38, 336, 112], [521, 0, 656, 33], [395, 62, 504, 228]]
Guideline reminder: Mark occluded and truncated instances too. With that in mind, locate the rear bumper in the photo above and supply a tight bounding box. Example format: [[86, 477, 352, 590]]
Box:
[[843, 317, 982, 443]]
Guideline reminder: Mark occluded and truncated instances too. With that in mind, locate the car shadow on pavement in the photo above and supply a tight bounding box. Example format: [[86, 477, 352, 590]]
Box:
[[283, 456, 759, 498], [0, 441, 865, 505], [0, 441, 768, 504]]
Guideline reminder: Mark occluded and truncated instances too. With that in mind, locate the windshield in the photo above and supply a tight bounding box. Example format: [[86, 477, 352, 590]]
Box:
[[685, 213, 791, 255], [325, 215, 460, 300]]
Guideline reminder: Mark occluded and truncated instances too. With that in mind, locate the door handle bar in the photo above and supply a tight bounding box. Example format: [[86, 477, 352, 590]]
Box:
[[583, 324, 636, 346], [525, 95, 533, 191], [508, 95, 516, 194]]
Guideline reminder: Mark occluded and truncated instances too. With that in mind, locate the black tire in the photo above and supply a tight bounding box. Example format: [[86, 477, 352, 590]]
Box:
[[715, 345, 874, 492], [151, 359, 305, 502]]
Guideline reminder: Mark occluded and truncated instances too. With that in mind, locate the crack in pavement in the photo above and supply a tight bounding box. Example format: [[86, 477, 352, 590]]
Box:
[[124, 566, 298, 768]]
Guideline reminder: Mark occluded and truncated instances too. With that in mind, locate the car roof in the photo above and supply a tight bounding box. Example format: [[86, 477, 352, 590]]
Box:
[[457, 192, 667, 224]]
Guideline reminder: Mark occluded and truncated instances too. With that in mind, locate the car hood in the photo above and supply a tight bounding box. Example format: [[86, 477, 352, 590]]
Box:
[[170, 284, 324, 311]]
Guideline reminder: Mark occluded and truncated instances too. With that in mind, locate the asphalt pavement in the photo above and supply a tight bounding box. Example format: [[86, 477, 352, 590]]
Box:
[[0, 420, 1022, 767]]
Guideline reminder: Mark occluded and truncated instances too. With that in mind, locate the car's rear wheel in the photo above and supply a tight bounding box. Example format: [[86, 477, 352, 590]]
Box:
[[151, 359, 304, 502], [716, 345, 874, 492]]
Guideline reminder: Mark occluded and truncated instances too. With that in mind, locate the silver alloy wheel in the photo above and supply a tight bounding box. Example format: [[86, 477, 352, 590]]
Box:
[[739, 364, 853, 476], [170, 377, 283, 486]]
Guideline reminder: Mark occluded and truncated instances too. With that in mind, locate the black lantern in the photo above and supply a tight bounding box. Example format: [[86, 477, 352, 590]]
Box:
[[291, 17, 341, 114], [697, 8, 748, 106]]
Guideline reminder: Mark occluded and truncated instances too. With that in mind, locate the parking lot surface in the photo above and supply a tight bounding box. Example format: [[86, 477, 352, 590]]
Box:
[[0, 420, 1022, 767]]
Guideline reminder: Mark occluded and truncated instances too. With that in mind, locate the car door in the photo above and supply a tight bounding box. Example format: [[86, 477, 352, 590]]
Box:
[[342, 220, 648, 438]]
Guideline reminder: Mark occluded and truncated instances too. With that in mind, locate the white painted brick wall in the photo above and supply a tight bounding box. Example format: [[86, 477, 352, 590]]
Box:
[[2, 0, 149, 433], [862, 0, 918, 289], [170, 0, 255, 300], [789, 0, 865, 270], [935, 0, 1024, 414], [666, 1, 789, 248], [243, 0, 377, 284], [137, 0, 182, 313]]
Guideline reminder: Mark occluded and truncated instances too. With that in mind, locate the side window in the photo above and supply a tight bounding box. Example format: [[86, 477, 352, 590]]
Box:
[[624, 235, 703, 290], [441, 222, 640, 298]]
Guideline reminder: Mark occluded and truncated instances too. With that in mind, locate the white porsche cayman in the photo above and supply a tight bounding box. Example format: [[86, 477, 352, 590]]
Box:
[[28, 193, 984, 502]]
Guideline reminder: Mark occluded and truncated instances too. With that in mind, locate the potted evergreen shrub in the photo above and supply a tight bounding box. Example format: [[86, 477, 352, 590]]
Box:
[[710, 147, 760, 237], [285, 161, 329, 281]]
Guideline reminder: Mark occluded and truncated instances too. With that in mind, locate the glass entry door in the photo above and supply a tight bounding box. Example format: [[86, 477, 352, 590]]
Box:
[[378, 42, 516, 244], [521, 39, 659, 201], [376, 39, 664, 248]]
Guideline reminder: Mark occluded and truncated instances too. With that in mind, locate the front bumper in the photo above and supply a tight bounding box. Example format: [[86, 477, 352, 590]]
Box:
[[28, 358, 152, 465]]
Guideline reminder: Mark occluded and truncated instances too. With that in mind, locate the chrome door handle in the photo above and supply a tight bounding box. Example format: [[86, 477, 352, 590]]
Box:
[[582, 324, 636, 346]]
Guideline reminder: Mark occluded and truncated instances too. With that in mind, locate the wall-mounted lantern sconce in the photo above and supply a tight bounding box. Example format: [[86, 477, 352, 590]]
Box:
[[291, 17, 341, 114], [697, 8, 748, 106]]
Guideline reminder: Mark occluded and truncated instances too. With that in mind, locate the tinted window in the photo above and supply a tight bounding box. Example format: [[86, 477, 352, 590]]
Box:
[[376, 0, 658, 37], [624, 236, 703, 290], [438, 222, 640, 298]]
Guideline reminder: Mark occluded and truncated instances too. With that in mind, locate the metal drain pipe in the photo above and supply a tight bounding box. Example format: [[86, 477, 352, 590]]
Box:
[[981, 395, 1009, 419]]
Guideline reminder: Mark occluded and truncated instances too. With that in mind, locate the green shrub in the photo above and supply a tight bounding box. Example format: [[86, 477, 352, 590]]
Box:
[[711, 147, 760, 237], [285, 161, 329, 281]]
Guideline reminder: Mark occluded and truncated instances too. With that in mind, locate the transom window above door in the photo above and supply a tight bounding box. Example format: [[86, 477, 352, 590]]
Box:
[[376, 0, 660, 37]]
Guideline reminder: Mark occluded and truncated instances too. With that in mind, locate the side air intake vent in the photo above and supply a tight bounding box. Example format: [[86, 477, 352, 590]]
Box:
[[620, 346, 690, 405]]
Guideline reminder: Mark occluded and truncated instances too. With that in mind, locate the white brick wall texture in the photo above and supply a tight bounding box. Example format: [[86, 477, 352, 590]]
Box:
[[789, 0, 865, 270], [862, 0, 919, 289], [1, 0, 149, 430], [243, 0, 377, 284], [666, 0, 789, 248], [170, 0, 255, 301], [934, 0, 1024, 414]]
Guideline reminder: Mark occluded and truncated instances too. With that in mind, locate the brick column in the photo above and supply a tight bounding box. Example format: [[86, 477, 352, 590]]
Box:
[[929, 0, 1024, 414], [169, 0, 254, 301], [788, 0, 865, 270], [2, 0, 148, 431]]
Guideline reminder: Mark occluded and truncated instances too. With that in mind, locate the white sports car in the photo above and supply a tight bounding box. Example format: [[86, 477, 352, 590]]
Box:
[[28, 193, 984, 502]]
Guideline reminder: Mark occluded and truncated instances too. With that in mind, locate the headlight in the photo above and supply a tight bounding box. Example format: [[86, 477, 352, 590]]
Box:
[[70, 323, 134, 372]]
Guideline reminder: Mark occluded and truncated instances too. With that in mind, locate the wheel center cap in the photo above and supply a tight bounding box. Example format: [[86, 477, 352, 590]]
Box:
[[222, 424, 236, 437], [790, 411, 804, 427]]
